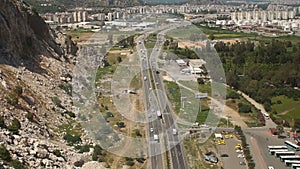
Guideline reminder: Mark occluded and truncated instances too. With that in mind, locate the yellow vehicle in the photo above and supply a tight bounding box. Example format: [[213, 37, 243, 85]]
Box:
[[225, 134, 234, 139], [235, 144, 242, 150], [218, 139, 226, 145]]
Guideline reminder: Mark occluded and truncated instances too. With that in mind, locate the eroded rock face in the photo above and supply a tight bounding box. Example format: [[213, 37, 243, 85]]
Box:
[[0, 1, 86, 169], [0, 0, 64, 68]]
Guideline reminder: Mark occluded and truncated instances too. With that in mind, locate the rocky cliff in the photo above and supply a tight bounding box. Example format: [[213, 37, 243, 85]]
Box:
[[0, 0, 65, 70], [0, 1, 100, 168]]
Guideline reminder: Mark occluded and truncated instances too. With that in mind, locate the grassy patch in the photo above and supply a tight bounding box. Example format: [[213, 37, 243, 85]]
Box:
[[144, 33, 157, 49], [195, 24, 257, 39], [95, 66, 116, 82], [164, 80, 181, 114], [271, 95, 300, 121], [58, 120, 82, 142], [195, 107, 210, 124], [130, 72, 142, 90]]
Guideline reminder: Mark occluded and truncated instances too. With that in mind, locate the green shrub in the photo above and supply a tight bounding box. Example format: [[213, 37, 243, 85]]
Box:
[[125, 160, 135, 166], [58, 83, 72, 96], [116, 122, 125, 128], [92, 145, 103, 161], [25, 112, 34, 122], [136, 157, 146, 163], [63, 133, 81, 145], [5, 93, 18, 106], [78, 144, 90, 153], [0, 144, 11, 161], [52, 97, 62, 107], [65, 111, 76, 118], [0, 116, 5, 128], [53, 149, 62, 157], [74, 160, 84, 167], [11, 160, 23, 169], [13, 86, 23, 96], [7, 118, 21, 134]]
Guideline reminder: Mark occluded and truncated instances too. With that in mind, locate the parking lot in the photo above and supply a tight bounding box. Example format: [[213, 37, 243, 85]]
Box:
[[244, 129, 297, 169], [217, 136, 247, 169]]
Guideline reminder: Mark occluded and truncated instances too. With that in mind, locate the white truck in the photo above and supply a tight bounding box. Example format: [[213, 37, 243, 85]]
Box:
[[154, 134, 159, 141], [156, 110, 162, 118], [172, 129, 177, 135]]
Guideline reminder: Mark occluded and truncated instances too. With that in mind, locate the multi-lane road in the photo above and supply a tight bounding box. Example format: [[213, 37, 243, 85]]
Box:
[[137, 24, 189, 169], [137, 34, 164, 169]]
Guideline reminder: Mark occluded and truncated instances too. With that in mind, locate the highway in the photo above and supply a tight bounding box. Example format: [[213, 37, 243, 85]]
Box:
[[137, 34, 164, 169], [136, 22, 190, 169], [150, 30, 188, 169], [143, 24, 189, 169]]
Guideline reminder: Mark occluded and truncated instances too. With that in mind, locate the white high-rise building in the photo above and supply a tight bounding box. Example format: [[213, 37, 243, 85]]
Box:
[[288, 11, 295, 19], [237, 12, 244, 21], [268, 11, 274, 21], [107, 13, 113, 21], [282, 11, 288, 20], [254, 10, 260, 22], [261, 11, 267, 22], [231, 12, 238, 22], [77, 11, 82, 22], [73, 12, 77, 22], [82, 11, 87, 22], [246, 11, 252, 21], [276, 11, 282, 20]]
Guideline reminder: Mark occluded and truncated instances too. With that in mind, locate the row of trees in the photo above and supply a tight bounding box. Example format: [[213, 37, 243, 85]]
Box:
[[235, 126, 255, 169]]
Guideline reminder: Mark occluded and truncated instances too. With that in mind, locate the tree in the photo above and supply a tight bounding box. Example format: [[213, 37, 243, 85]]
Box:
[[238, 103, 252, 113], [197, 78, 205, 85], [276, 125, 284, 135]]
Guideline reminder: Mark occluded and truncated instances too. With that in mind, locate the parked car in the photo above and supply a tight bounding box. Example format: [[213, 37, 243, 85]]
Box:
[[220, 154, 229, 157], [239, 161, 246, 165]]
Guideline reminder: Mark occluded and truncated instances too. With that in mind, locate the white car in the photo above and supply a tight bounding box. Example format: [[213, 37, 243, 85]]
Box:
[[268, 166, 274, 169], [150, 128, 154, 132], [237, 154, 244, 158]]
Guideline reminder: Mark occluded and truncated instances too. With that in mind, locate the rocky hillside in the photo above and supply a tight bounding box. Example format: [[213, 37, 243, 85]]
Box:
[[0, 0, 104, 168]]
